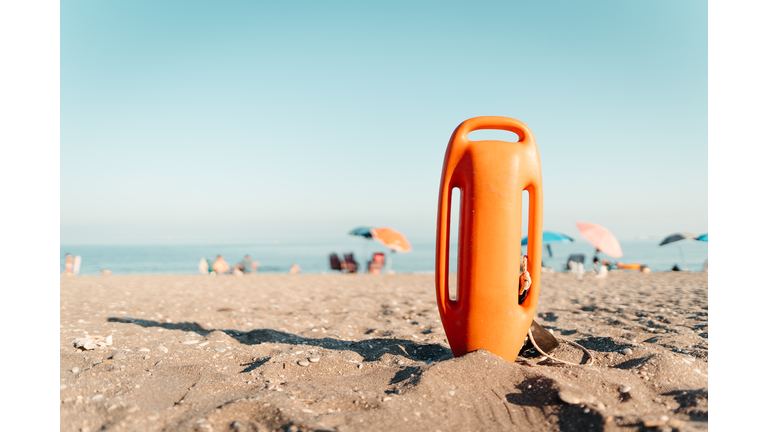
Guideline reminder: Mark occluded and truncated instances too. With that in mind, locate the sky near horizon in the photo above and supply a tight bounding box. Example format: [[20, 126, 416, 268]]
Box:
[[61, 0, 707, 244]]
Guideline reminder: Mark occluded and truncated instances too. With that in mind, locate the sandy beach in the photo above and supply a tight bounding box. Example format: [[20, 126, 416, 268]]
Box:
[[60, 272, 707, 432]]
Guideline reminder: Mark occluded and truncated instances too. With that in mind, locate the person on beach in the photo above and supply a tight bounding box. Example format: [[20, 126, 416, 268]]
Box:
[[63, 253, 74, 277], [239, 255, 255, 274], [596, 264, 608, 279], [212, 255, 230, 274], [290, 264, 301, 274], [198, 258, 210, 274], [368, 253, 385, 274]]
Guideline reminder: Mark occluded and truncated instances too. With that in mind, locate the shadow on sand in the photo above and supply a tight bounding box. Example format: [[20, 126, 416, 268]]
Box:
[[106, 316, 454, 365]]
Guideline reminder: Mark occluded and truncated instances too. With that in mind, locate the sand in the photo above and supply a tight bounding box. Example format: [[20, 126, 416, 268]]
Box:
[[60, 272, 707, 431]]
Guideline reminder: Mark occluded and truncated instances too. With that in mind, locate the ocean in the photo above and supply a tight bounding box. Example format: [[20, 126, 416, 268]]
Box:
[[60, 238, 708, 276]]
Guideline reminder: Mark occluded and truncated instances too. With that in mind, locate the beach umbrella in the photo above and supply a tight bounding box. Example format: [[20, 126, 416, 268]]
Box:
[[370, 227, 412, 273], [522, 231, 574, 257], [697, 233, 708, 242], [348, 226, 374, 239], [659, 232, 697, 246], [349, 226, 375, 260], [576, 222, 623, 258], [659, 232, 698, 270]]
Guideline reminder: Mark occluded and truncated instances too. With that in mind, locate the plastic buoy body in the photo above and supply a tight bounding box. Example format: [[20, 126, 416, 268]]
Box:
[[435, 116, 543, 362]]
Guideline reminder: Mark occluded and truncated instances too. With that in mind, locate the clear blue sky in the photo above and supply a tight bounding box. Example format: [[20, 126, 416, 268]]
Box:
[[61, 0, 707, 244]]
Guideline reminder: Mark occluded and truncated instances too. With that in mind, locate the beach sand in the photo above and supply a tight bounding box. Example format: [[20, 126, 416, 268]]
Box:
[[60, 272, 707, 431]]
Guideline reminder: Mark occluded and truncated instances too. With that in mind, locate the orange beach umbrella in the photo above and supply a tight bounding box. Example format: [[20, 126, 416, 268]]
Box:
[[370, 227, 412, 253], [576, 222, 623, 258]]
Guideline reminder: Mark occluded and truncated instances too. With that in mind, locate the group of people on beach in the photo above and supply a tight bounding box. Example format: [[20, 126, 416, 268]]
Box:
[[199, 255, 258, 275], [62, 253, 110, 276], [329, 252, 387, 274], [560, 255, 651, 278], [198, 255, 302, 275]]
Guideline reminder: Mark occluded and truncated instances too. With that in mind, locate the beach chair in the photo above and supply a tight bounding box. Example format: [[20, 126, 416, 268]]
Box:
[[329, 253, 343, 272], [344, 253, 358, 273], [566, 254, 585, 273]]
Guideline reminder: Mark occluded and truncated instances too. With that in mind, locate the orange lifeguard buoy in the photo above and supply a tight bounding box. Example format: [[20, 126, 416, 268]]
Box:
[[436, 116, 543, 363]]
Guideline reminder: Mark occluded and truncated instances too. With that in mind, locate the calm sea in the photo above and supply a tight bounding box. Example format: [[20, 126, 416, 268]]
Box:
[[60, 238, 708, 276]]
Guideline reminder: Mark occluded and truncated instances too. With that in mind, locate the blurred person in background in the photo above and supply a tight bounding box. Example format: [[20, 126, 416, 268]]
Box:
[[212, 255, 230, 274], [238, 255, 257, 274], [198, 258, 210, 274], [63, 253, 73, 277]]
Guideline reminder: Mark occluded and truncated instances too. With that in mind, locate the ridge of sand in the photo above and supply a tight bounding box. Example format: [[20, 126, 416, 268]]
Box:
[[60, 272, 707, 431]]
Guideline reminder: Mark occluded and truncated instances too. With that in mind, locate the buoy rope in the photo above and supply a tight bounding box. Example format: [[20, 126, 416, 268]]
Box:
[[527, 328, 594, 366]]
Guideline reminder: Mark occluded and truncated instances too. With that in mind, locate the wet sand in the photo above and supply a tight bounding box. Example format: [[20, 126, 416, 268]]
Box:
[[60, 272, 707, 431]]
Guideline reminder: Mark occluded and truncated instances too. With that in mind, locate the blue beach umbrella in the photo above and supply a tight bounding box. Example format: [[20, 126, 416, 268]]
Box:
[[697, 233, 708, 242], [349, 226, 375, 261], [349, 226, 374, 238], [522, 231, 574, 257]]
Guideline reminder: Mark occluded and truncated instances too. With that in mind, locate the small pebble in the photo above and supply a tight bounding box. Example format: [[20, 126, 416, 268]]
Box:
[[643, 416, 669, 427], [215, 348, 227, 353], [558, 390, 582, 405], [449, 391, 455, 396], [158, 345, 168, 353], [92, 394, 103, 401], [397, 360, 404, 365], [113, 353, 126, 360], [619, 385, 631, 393], [298, 360, 310, 367], [71, 367, 79, 373], [182, 340, 199, 345], [622, 348, 633, 355], [138, 348, 150, 352], [383, 397, 392, 401], [60, 384, 67, 390], [357, 363, 363, 369], [199, 342, 209, 347], [309, 357, 320, 363]]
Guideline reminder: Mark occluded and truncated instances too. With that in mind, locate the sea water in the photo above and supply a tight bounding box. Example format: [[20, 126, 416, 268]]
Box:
[[60, 238, 708, 276]]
